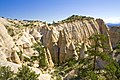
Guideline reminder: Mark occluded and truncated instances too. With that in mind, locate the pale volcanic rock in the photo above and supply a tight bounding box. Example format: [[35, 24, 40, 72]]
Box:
[[0, 22, 14, 49], [0, 16, 115, 80], [41, 18, 112, 63], [0, 22, 21, 63]]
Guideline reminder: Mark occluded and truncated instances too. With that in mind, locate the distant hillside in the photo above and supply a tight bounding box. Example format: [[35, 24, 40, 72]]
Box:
[[107, 23, 120, 27]]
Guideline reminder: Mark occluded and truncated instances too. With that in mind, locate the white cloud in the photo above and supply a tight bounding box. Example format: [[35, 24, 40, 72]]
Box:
[[102, 17, 120, 23]]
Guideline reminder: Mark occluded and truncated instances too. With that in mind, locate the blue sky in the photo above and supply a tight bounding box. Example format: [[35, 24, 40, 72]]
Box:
[[0, 0, 120, 23]]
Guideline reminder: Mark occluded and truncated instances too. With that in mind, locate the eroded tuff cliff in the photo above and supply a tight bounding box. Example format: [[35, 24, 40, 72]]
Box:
[[0, 16, 113, 80], [0, 18, 53, 80], [109, 27, 120, 47], [0, 16, 113, 64], [41, 16, 112, 64]]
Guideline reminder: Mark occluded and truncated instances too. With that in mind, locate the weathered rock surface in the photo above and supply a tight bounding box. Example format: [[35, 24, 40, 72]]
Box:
[[0, 17, 54, 67], [0, 22, 20, 63], [38, 74, 51, 80], [0, 16, 116, 80], [41, 18, 112, 64], [109, 27, 120, 47], [0, 16, 113, 65]]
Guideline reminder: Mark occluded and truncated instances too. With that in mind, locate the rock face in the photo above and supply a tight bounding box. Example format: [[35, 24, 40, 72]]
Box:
[[0, 18, 54, 67], [0, 22, 20, 63], [0, 16, 113, 65], [109, 27, 120, 47], [0, 16, 114, 80], [41, 18, 112, 64]]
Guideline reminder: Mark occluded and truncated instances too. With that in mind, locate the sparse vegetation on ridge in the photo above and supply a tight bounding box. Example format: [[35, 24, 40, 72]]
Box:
[[61, 15, 94, 23], [47, 15, 94, 26]]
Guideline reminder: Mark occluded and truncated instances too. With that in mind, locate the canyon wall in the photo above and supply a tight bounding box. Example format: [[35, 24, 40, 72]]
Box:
[[0, 16, 116, 80], [40, 17, 113, 64], [0, 16, 113, 65]]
